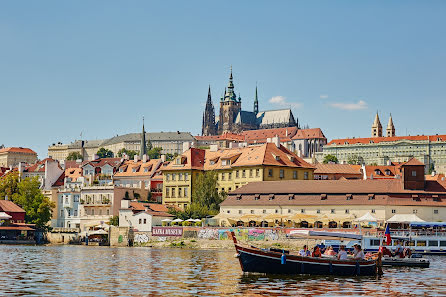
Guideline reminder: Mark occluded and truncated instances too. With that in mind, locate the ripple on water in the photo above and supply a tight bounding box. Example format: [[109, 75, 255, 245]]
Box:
[[1, 246, 446, 296]]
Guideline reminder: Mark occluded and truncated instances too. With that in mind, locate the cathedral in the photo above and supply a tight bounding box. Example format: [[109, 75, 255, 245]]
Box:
[[202, 68, 299, 136]]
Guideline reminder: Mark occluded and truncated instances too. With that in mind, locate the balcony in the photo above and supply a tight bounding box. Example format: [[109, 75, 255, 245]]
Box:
[[80, 198, 111, 206]]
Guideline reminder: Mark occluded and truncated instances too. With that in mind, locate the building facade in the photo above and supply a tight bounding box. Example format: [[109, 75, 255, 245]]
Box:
[[201, 68, 299, 136], [0, 147, 37, 167], [162, 140, 315, 209]]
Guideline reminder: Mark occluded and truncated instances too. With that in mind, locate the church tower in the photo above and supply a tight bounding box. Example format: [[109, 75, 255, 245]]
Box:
[[218, 67, 241, 134], [202, 86, 217, 136], [253, 86, 259, 114], [371, 112, 383, 137], [140, 117, 147, 159], [386, 114, 395, 137]]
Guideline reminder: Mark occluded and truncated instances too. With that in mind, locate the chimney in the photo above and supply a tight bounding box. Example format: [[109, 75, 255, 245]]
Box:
[[182, 142, 191, 153], [134, 155, 139, 162], [121, 199, 130, 209], [267, 138, 271, 143], [160, 154, 166, 162], [272, 135, 280, 148], [228, 142, 233, 149]]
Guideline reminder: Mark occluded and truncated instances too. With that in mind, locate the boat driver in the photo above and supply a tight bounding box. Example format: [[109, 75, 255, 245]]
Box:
[[299, 245, 311, 257], [394, 240, 403, 258]]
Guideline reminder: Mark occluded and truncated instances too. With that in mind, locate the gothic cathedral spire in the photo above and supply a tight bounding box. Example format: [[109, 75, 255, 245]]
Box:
[[202, 85, 217, 136], [140, 117, 147, 159], [386, 113, 395, 137], [371, 112, 383, 137], [254, 85, 259, 114]]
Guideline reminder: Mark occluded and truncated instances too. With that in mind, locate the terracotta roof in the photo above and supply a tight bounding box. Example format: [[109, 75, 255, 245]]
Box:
[[195, 132, 245, 142], [0, 226, 34, 231], [52, 172, 65, 187], [327, 134, 446, 146], [314, 164, 361, 175], [229, 179, 446, 195], [426, 174, 446, 181], [114, 159, 162, 178], [241, 127, 298, 142], [0, 147, 37, 155], [363, 165, 400, 180], [292, 128, 326, 140], [81, 158, 123, 170], [129, 201, 146, 211], [0, 200, 25, 213], [146, 203, 170, 212], [145, 210, 174, 217], [24, 158, 62, 173], [400, 157, 424, 166], [164, 144, 314, 171], [65, 168, 83, 182], [64, 160, 84, 169]]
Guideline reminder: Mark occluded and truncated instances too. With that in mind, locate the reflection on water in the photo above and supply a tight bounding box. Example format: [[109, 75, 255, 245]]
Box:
[[1, 245, 445, 296]]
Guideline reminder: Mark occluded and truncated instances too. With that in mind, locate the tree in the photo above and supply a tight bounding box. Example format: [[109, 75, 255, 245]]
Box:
[[165, 153, 178, 161], [147, 147, 163, 159], [0, 172, 20, 200], [347, 155, 364, 165], [117, 148, 138, 159], [109, 215, 119, 226], [97, 147, 114, 158], [10, 176, 55, 229], [323, 154, 338, 164], [67, 152, 83, 161]]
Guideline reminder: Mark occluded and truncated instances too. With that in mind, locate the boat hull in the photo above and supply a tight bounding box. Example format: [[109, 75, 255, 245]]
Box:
[[235, 244, 376, 276], [381, 257, 430, 268]]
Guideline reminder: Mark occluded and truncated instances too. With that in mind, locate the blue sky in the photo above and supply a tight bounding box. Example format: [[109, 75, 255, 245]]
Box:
[[1, 1, 445, 158]]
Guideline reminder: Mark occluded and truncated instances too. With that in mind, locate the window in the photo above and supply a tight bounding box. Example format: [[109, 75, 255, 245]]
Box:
[[304, 172, 309, 180], [132, 168, 137, 173], [107, 209, 109, 215], [301, 209, 305, 213], [92, 209, 95, 215], [228, 187, 231, 191], [179, 173, 183, 180], [68, 210, 71, 216], [288, 209, 291, 213], [263, 209, 266, 214], [279, 169, 284, 178], [371, 209, 376, 213], [74, 195, 79, 202], [239, 210, 242, 214], [428, 241, 438, 247], [317, 209, 321, 214], [221, 173, 225, 181], [166, 174, 170, 181], [172, 173, 176, 181], [275, 209, 279, 213], [268, 169, 273, 177], [185, 173, 189, 181], [370, 239, 380, 246], [184, 188, 188, 197], [440, 241, 446, 247], [178, 187, 182, 197], [392, 209, 396, 214], [236, 171, 239, 178], [139, 218, 142, 224], [227, 210, 230, 214], [331, 209, 335, 214], [60, 210, 64, 217], [249, 169, 253, 178], [166, 188, 170, 198], [413, 209, 418, 214], [256, 169, 260, 177], [412, 171, 417, 177], [345, 209, 349, 214], [74, 210, 78, 217], [250, 210, 254, 214], [144, 168, 149, 172], [144, 219, 147, 224], [434, 209, 439, 214], [228, 172, 232, 180], [293, 171, 297, 179]]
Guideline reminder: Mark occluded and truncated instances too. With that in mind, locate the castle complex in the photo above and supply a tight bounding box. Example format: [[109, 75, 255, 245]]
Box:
[[202, 68, 298, 136]]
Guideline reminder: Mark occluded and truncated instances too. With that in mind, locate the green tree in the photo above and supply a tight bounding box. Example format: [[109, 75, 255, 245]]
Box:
[[165, 153, 178, 161], [117, 148, 138, 159], [148, 147, 163, 159], [109, 215, 119, 226], [347, 155, 364, 165], [0, 172, 20, 199], [97, 147, 114, 158], [323, 154, 338, 164], [11, 177, 55, 229], [192, 171, 225, 212], [66, 151, 83, 161]]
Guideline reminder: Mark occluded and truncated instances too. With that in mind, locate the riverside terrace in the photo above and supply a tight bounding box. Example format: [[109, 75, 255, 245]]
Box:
[[217, 158, 446, 228]]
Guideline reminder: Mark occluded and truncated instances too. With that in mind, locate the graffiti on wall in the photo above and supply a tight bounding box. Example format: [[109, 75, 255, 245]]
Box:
[[197, 228, 279, 241], [134, 233, 149, 243]]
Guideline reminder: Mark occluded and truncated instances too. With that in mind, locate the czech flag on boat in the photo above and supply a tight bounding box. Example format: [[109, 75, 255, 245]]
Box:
[[384, 224, 392, 245]]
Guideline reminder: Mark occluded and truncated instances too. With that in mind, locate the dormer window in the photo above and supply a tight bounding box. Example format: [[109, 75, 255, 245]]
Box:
[[269, 194, 275, 200], [132, 168, 137, 173], [374, 169, 381, 175], [236, 195, 242, 200], [346, 194, 352, 200], [385, 169, 391, 175], [288, 194, 294, 200], [221, 159, 230, 166], [119, 168, 124, 173], [254, 194, 260, 200], [144, 168, 149, 172], [368, 194, 375, 200], [320, 194, 327, 200], [175, 158, 181, 165]]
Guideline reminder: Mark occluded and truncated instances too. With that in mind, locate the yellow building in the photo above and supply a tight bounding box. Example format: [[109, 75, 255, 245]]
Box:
[[162, 142, 315, 209], [0, 147, 37, 167]]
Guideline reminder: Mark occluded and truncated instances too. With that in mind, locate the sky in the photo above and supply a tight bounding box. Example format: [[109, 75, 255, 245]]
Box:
[[1, 1, 445, 158]]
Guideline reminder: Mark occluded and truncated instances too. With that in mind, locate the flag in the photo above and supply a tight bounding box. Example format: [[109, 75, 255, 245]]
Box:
[[384, 224, 392, 245]]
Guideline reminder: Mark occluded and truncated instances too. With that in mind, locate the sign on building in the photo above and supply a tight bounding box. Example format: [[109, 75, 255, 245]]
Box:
[[152, 227, 183, 237]]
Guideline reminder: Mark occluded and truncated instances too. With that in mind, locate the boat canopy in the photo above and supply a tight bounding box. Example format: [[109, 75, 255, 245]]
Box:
[[289, 230, 362, 241], [410, 222, 446, 228]]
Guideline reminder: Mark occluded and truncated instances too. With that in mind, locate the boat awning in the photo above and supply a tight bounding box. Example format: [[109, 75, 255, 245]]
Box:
[[410, 222, 446, 228], [387, 214, 425, 223], [355, 212, 378, 222], [289, 230, 362, 241]]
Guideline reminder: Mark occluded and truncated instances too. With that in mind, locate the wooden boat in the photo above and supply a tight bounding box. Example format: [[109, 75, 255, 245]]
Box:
[[381, 256, 430, 268], [230, 232, 380, 276]]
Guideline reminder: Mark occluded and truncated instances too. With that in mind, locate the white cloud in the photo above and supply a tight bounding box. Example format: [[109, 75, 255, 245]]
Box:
[[329, 100, 368, 111], [269, 96, 302, 109], [320, 95, 328, 99]]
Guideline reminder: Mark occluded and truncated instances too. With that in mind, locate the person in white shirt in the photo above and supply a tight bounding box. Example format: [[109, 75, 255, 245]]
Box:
[[353, 245, 365, 260], [299, 245, 311, 257], [337, 245, 348, 260], [394, 240, 403, 257]]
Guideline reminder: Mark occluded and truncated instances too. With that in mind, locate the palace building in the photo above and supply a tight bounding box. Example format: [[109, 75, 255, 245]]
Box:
[[202, 68, 299, 136]]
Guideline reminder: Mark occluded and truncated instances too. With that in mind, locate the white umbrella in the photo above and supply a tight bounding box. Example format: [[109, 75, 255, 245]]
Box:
[[89, 229, 108, 235], [0, 212, 12, 220], [193, 219, 202, 222], [185, 218, 195, 222], [161, 218, 173, 222], [172, 218, 183, 223], [356, 212, 378, 222]]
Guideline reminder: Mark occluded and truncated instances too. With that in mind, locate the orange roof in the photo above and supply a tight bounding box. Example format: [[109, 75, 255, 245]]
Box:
[[195, 132, 245, 142], [65, 168, 83, 182], [164, 143, 314, 172], [25, 158, 61, 173], [292, 128, 326, 140], [328, 134, 446, 146], [363, 165, 401, 180], [0, 147, 37, 155], [314, 164, 361, 175], [426, 174, 445, 181], [114, 159, 162, 178], [400, 157, 425, 166], [241, 127, 298, 142], [0, 200, 25, 213], [82, 158, 122, 169]]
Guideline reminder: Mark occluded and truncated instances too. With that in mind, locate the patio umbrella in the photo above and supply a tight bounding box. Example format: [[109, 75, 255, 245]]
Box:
[[161, 218, 173, 222], [185, 218, 195, 222], [171, 218, 184, 223], [193, 219, 202, 222]]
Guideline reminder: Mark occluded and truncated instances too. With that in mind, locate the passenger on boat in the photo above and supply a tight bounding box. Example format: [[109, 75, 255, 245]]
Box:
[[379, 246, 393, 257], [312, 246, 322, 257], [324, 246, 336, 256], [394, 240, 404, 258], [337, 245, 348, 260], [353, 245, 365, 260], [299, 245, 311, 257]]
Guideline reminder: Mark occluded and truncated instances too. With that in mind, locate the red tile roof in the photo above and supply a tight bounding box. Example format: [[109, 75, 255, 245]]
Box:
[[241, 127, 298, 143], [327, 134, 446, 146], [195, 132, 245, 142], [24, 158, 61, 173], [52, 172, 65, 187], [363, 165, 400, 180], [314, 164, 362, 175], [0, 147, 37, 155], [0, 200, 25, 213], [82, 158, 122, 168], [292, 128, 326, 140]]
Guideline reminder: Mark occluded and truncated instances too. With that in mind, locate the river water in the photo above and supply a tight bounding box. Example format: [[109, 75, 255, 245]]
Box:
[[1, 245, 446, 296]]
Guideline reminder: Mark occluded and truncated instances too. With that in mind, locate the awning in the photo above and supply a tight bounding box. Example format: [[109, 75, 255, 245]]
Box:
[[387, 214, 425, 223], [89, 229, 108, 235], [289, 213, 318, 222], [289, 230, 362, 241], [263, 213, 289, 221], [355, 212, 378, 222], [239, 214, 263, 222], [410, 222, 446, 228], [0, 212, 12, 220]]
